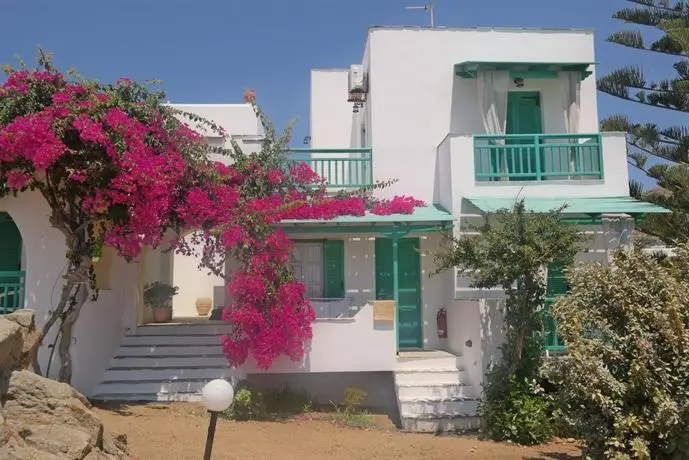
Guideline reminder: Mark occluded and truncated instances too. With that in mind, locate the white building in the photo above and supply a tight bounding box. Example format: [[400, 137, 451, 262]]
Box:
[[0, 26, 668, 432]]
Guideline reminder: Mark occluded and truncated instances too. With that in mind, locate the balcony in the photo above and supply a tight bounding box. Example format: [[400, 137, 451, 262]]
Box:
[[474, 133, 603, 182], [0, 270, 25, 314], [285, 148, 372, 188]]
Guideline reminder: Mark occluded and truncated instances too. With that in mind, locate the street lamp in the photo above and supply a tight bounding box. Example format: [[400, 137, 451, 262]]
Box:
[[201, 379, 235, 460]]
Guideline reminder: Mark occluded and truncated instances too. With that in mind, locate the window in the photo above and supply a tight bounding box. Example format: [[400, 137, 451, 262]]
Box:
[[290, 240, 344, 299]]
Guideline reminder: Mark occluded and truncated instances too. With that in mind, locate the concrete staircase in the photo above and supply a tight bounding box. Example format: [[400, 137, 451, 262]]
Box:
[[394, 351, 481, 433], [90, 322, 238, 402]]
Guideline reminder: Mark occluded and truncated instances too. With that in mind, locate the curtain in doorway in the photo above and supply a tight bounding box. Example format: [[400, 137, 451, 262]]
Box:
[[561, 71, 581, 134], [477, 71, 510, 178], [476, 70, 510, 137], [561, 71, 582, 177]]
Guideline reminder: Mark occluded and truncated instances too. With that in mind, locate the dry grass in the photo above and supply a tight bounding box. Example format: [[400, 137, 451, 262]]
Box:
[[93, 402, 581, 460]]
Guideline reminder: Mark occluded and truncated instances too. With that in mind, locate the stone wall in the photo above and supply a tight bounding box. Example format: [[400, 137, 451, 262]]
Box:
[[0, 310, 130, 459]]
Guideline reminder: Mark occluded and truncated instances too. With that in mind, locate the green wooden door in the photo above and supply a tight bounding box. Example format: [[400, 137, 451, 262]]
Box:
[[0, 213, 22, 313], [375, 237, 422, 349], [504, 91, 543, 180]]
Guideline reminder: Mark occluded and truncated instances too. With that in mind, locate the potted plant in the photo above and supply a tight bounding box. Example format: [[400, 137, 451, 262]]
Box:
[[144, 282, 179, 323]]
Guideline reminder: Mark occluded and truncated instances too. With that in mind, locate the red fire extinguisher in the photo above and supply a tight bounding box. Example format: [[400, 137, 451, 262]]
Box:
[[437, 307, 448, 339]]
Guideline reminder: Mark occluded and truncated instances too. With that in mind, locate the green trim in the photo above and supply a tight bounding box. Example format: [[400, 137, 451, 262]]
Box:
[[282, 223, 452, 235], [375, 236, 422, 352], [281, 204, 454, 225], [291, 239, 346, 299], [285, 148, 372, 188], [464, 196, 671, 215], [474, 133, 604, 182], [509, 70, 559, 79], [455, 61, 595, 80], [0, 270, 25, 314], [323, 239, 345, 298]]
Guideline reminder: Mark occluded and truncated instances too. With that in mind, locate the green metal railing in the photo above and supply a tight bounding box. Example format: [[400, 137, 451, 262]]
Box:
[[0, 271, 26, 315], [474, 133, 603, 182], [285, 148, 372, 188]]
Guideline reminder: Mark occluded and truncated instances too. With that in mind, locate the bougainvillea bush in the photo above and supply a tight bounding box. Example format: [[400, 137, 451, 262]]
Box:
[[0, 54, 423, 382]]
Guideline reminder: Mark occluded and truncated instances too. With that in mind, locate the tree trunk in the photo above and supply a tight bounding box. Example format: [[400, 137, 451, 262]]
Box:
[[510, 327, 527, 375], [57, 283, 88, 383], [29, 259, 90, 377], [30, 272, 78, 376]]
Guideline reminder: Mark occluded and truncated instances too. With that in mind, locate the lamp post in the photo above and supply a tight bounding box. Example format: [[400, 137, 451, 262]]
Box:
[[201, 379, 235, 460]]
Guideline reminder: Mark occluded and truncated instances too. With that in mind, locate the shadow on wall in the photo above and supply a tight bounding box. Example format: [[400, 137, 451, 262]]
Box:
[[480, 299, 505, 379], [246, 371, 401, 426]]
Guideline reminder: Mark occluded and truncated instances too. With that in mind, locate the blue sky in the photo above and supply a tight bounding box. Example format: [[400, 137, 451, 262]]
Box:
[[1, 0, 682, 187]]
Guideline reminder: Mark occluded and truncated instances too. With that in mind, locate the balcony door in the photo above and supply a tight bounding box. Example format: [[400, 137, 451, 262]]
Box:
[[504, 91, 543, 180]]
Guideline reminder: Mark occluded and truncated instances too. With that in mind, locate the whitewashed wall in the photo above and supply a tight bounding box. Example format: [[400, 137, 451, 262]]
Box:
[[0, 191, 137, 395], [243, 302, 397, 373], [290, 231, 446, 349], [361, 28, 598, 203], [309, 70, 361, 148]]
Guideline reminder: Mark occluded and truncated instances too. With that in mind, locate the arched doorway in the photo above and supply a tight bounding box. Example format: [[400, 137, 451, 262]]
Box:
[[0, 212, 24, 313]]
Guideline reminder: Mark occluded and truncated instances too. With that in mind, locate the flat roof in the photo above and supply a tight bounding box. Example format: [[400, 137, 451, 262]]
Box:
[[368, 25, 594, 33]]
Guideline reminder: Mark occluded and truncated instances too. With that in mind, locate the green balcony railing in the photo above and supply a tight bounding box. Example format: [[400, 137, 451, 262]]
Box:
[[0, 270, 25, 315], [285, 148, 372, 188], [474, 133, 603, 182]]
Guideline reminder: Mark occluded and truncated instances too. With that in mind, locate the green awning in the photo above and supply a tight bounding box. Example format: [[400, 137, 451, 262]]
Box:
[[454, 61, 595, 79], [278, 204, 454, 234], [281, 204, 454, 225], [464, 196, 670, 216]]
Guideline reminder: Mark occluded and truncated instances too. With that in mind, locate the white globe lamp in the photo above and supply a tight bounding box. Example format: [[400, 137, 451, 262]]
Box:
[[202, 379, 235, 413], [201, 379, 234, 460]]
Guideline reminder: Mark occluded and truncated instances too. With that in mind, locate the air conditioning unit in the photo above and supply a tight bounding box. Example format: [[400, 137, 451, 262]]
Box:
[[348, 64, 367, 94]]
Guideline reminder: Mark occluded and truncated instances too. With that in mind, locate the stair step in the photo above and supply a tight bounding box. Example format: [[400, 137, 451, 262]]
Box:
[[396, 383, 474, 400], [132, 323, 232, 336], [94, 379, 223, 395], [115, 345, 223, 357], [91, 392, 204, 403], [394, 369, 466, 385], [399, 398, 480, 418], [108, 356, 228, 368], [103, 366, 233, 382], [396, 355, 460, 371], [122, 334, 222, 346], [401, 415, 481, 433]]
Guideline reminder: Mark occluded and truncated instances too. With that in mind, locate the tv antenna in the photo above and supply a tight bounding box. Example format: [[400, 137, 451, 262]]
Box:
[[406, 1, 435, 27]]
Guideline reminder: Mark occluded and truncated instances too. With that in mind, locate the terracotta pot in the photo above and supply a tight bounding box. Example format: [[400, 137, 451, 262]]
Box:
[[195, 297, 213, 316], [152, 306, 172, 323]]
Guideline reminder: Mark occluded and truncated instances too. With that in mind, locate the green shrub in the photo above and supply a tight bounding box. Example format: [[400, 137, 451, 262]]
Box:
[[480, 374, 554, 445], [542, 245, 689, 459], [330, 386, 375, 428], [222, 383, 312, 421]]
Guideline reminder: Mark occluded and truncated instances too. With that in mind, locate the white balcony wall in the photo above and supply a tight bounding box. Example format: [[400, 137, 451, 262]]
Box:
[[363, 27, 598, 203], [242, 303, 397, 373], [437, 132, 629, 218]]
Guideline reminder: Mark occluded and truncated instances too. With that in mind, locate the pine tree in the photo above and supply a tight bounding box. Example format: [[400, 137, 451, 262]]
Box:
[[598, 0, 689, 244]]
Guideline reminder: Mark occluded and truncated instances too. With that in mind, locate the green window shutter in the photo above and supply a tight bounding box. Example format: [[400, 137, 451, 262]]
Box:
[[546, 262, 568, 297], [323, 239, 345, 298]]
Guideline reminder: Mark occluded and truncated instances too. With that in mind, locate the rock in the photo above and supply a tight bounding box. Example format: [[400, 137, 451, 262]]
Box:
[[0, 311, 130, 459], [0, 320, 22, 373], [3, 309, 40, 370]]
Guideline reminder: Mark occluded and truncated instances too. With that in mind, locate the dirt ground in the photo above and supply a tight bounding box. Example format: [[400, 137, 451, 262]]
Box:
[[93, 403, 582, 460]]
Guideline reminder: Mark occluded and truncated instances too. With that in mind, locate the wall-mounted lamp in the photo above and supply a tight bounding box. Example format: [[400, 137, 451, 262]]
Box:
[[513, 77, 525, 88]]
